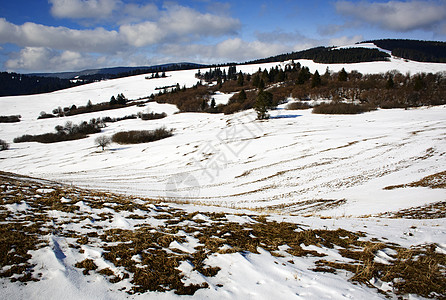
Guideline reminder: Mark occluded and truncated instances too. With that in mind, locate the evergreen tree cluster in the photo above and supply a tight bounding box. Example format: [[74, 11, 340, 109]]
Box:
[[365, 39, 446, 63], [247, 47, 390, 65], [155, 60, 446, 115], [196, 65, 238, 83], [0, 72, 80, 96]]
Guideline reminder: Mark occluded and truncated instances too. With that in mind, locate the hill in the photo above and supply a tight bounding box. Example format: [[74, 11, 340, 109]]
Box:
[[0, 72, 80, 97], [246, 46, 390, 64], [362, 39, 446, 63], [30, 62, 205, 80], [1, 39, 445, 97], [0, 63, 204, 97], [0, 53, 446, 299]]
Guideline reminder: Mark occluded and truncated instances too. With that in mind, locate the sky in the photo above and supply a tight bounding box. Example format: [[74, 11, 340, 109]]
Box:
[[0, 0, 445, 73]]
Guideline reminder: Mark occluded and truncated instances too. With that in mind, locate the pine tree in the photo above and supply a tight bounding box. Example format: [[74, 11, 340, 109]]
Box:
[[237, 72, 244, 86], [259, 79, 265, 90], [297, 67, 311, 84], [311, 70, 322, 88], [238, 89, 247, 102], [338, 68, 348, 81], [254, 90, 273, 120], [116, 93, 127, 105], [252, 74, 260, 87]]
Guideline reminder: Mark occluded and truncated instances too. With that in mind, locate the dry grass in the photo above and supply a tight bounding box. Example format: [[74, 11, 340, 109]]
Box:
[[379, 201, 446, 219], [0, 171, 445, 298], [384, 170, 446, 190]]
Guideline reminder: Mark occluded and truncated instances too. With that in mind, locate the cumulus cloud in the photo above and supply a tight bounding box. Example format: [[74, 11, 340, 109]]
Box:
[[328, 35, 363, 47], [0, 18, 122, 53], [255, 30, 310, 44], [5, 47, 106, 71], [0, 3, 240, 52], [0, 2, 242, 72], [159, 38, 305, 64], [49, 0, 121, 20], [335, 0, 446, 32]]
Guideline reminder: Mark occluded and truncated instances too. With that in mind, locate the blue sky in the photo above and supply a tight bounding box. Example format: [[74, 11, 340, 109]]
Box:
[[1, 0, 445, 73]]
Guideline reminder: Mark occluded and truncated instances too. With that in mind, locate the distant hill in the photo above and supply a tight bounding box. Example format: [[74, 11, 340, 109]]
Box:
[[0, 63, 205, 97], [246, 46, 390, 65], [30, 62, 205, 80], [361, 39, 446, 63], [0, 72, 79, 97], [2, 40, 446, 97]]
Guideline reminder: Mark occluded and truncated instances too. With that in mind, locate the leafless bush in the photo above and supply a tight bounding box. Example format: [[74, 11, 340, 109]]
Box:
[[0, 139, 9, 151], [112, 127, 173, 144]]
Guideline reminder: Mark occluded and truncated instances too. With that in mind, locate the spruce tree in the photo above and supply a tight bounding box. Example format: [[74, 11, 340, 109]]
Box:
[[237, 72, 244, 86], [254, 90, 273, 120], [338, 68, 348, 81], [238, 89, 247, 103], [311, 70, 322, 88]]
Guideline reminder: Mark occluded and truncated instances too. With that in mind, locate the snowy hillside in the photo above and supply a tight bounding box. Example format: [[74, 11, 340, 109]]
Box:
[[1, 56, 446, 299], [1, 58, 446, 216]]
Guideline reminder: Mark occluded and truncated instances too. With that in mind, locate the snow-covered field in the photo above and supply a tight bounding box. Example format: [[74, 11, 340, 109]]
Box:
[[1, 50, 446, 299]]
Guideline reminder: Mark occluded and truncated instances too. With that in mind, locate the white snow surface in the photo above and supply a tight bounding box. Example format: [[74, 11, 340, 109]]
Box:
[[1, 59, 446, 216], [1, 58, 446, 299]]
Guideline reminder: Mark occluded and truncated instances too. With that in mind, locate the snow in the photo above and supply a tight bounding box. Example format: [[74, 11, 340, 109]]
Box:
[[1, 56, 446, 299], [211, 91, 235, 105]]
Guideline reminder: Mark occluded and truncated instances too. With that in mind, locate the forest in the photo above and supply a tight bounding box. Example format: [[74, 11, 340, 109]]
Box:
[[0, 72, 81, 97], [364, 39, 446, 63], [154, 63, 446, 115]]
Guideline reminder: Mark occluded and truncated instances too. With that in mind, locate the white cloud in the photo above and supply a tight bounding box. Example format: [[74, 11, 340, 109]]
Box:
[[159, 38, 294, 63], [0, 2, 241, 72], [255, 30, 311, 44], [159, 4, 240, 38], [335, 0, 446, 32], [49, 0, 120, 20], [328, 35, 363, 47], [5, 47, 106, 71], [0, 18, 123, 53], [0, 3, 241, 53]]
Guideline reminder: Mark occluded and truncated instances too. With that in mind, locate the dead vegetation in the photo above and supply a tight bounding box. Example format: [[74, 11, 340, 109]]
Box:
[[379, 201, 446, 219], [0, 171, 445, 298], [384, 170, 446, 190]]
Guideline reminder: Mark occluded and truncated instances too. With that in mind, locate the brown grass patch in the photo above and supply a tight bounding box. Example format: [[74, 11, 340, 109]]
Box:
[[384, 170, 446, 190]]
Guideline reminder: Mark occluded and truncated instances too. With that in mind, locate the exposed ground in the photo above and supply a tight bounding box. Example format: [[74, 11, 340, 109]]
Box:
[[1, 171, 445, 299]]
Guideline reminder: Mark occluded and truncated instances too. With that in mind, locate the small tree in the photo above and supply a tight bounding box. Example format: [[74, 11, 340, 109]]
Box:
[[110, 95, 117, 105], [338, 68, 348, 82], [238, 89, 247, 103], [237, 72, 244, 86], [254, 90, 273, 120], [95, 136, 111, 151], [311, 70, 322, 88], [116, 93, 127, 105]]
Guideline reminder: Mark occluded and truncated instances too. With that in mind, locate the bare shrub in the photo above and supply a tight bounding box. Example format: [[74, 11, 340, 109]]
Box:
[[286, 102, 312, 110], [14, 120, 102, 144], [0, 139, 9, 151], [138, 112, 167, 120], [0, 115, 21, 123], [312, 102, 376, 114], [112, 127, 173, 144]]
